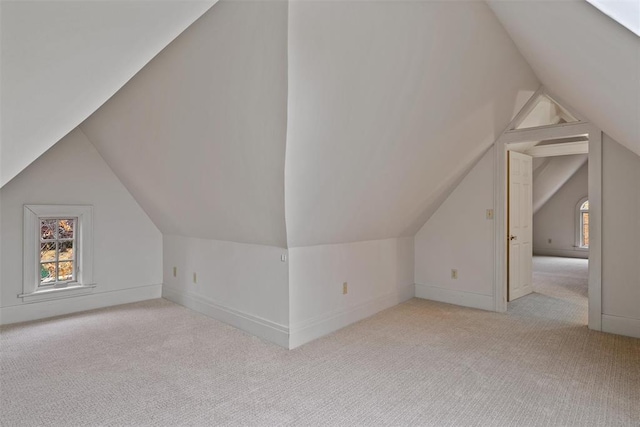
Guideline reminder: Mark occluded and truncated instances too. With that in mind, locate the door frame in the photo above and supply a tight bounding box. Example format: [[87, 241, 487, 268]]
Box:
[[493, 87, 603, 331]]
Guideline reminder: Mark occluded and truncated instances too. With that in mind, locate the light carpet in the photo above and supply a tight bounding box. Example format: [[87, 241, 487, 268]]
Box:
[[1, 256, 638, 426]]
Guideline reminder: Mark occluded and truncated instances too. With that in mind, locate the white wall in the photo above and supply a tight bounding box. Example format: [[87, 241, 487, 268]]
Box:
[[415, 135, 639, 338], [81, 0, 288, 247], [0, 0, 216, 187], [0, 129, 162, 324], [601, 135, 640, 337], [162, 235, 289, 347], [289, 237, 414, 348], [533, 161, 588, 259], [414, 147, 496, 311], [285, 0, 538, 247]]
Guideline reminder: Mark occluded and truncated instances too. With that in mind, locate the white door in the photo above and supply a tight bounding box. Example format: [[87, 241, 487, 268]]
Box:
[[508, 151, 533, 301]]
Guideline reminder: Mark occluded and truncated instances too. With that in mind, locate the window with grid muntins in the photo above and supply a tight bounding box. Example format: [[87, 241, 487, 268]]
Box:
[[22, 205, 95, 302], [39, 218, 77, 286]]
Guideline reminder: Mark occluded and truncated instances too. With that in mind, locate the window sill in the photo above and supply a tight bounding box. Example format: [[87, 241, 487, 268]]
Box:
[[18, 284, 97, 303]]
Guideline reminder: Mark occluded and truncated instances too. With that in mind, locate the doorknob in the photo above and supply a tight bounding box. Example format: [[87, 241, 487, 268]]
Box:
[[509, 235, 517, 241]]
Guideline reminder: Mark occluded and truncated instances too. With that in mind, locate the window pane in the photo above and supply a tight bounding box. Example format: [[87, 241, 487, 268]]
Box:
[[58, 261, 74, 282], [40, 242, 56, 262], [581, 200, 589, 210], [58, 219, 74, 239], [40, 263, 56, 284], [40, 220, 56, 240], [583, 212, 589, 247], [514, 94, 579, 130], [58, 240, 74, 261]]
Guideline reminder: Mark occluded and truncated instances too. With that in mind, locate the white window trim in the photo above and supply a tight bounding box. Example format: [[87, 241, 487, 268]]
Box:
[[21, 205, 96, 303], [575, 196, 589, 251]]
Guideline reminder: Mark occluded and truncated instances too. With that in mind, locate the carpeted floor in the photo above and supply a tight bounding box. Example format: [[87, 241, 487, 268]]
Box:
[[1, 256, 638, 426]]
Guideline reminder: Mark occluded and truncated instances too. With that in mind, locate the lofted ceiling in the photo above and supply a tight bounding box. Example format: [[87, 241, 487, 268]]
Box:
[[488, 0, 640, 157], [285, 0, 538, 247], [0, 0, 217, 187], [39, 0, 538, 249], [81, 0, 289, 247], [16, 0, 632, 250]]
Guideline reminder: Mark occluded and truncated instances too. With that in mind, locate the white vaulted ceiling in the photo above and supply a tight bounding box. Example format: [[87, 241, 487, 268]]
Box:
[[81, 0, 289, 247], [488, 0, 640, 156], [50, 0, 538, 248], [285, 0, 538, 247], [6, 0, 582, 250], [0, 0, 217, 187], [533, 154, 588, 214]]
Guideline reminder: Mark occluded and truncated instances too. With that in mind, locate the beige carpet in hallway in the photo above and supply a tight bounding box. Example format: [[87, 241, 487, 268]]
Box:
[[1, 256, 638, 426]]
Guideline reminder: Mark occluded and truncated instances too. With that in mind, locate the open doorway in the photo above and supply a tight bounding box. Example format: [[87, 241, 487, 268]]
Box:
[[508, 145, 590, 324], [494, 87, 603, 331]]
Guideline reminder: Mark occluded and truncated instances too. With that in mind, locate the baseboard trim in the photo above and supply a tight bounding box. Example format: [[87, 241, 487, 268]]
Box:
[[162, 286, 289, 348], [601, 314, 640, 339], [289, 284, 414, 350], [533, 249, 588, 259], [415, 283, 494, 311], [0, 284, 162, 325]]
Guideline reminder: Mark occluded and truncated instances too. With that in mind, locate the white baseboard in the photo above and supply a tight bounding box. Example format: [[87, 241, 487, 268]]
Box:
[[601, 314, 640, 339], [533, 249, 588, 259], [414, 283, 494, 311], [162, 286, 289, 348], [289, 284, 414, 350], [0, 284, 162, 325]]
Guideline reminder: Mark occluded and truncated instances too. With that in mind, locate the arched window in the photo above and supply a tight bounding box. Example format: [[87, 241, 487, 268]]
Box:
[[577, 198, 589, 248]]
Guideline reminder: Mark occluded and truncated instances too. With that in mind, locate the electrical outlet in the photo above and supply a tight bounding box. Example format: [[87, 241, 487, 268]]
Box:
[[193, 272, 197, 284], [281, 253, 287, 262], [451, 269, 458, 280], [343, 282, 348, 295], [486, 209, 494, 220], [173, 266, 177, 277]]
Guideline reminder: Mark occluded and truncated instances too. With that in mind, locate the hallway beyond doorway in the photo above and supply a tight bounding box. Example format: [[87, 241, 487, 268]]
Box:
[[510, 255, 588, 325]]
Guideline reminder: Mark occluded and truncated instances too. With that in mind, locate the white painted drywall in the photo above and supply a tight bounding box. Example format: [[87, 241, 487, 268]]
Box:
[[533, 162, 588, 258], [414, 147, 496, 310], [81, 0, 288, 247], [601, 135, 640, 327], [289, 237, 414, 348], [162, 234, 289, 329], [415, 134, 639, 337], [285, 0, 539, 247], [533, 154, 588, 214], [0, 128, 162, 323], [488, 0, 640, 156], [0, 0, 217, 187]]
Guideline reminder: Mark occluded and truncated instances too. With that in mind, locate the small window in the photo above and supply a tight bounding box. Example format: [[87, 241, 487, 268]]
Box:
[[22, 205, 95, 302], [39, 218, 77, 286], [511, 93, 579, 130], [578, 198, 589, 249]]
